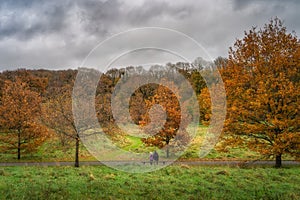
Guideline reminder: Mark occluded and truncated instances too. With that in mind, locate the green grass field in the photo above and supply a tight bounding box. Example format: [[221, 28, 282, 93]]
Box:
[[0, 165, 299, 200], [0, 125, 295, 162], [1, 125, 299, 199]]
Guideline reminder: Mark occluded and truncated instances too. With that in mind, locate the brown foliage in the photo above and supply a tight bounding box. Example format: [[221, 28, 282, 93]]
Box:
[[0, 77, 48, 159], [139, 80, 191, 156], [220, 18, 300, 166]]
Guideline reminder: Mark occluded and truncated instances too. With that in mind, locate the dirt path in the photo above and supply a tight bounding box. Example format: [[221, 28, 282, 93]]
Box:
[[0, 160, 299, 167]]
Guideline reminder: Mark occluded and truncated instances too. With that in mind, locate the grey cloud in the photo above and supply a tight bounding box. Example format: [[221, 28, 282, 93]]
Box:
[[0, 0, 300, 70], [232, 0, 297, 11], [125, 1, 193, 25], [75, 0, 121, 36], [231, 0, 271, 10], [75, 0, 194, 36], [0, 0, 39, 9], [231, 0, 300, 34], [0, 0, 71, 40]]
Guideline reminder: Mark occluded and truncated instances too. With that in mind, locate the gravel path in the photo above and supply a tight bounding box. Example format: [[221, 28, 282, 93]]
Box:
[[0, 160, 299, 167]]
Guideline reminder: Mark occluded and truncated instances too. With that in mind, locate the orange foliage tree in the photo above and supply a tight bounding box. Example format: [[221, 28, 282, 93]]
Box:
[[220, 18, 300, 167], [140, 80, 191, 157], [198, 87, 211, 125], [0, 78, 48, 159]]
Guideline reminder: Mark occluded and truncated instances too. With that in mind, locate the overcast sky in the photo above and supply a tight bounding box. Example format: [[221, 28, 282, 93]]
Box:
[[0, 0, 300, 71]]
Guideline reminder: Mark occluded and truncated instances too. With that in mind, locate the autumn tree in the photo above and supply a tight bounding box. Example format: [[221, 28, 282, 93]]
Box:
[[0, 78, 48, 159], [95, 73, 118, 126], [44, 69, 103, 167], [43, 84, 82, 167], [198, 57, 228, 125], [129, 84, 156, 125], [220, 18, 300, 167], [140, 80, 191, 157], [198, 87, 211, 125]]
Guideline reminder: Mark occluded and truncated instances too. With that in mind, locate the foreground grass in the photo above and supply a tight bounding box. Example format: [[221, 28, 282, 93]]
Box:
[[0, 166, 299, 200]]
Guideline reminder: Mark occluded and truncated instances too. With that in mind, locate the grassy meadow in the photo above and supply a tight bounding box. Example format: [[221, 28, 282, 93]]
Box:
[[0, 116, 298, 200], [0, 125, 266, 162], [0, 165, 299, 200], [1, 124, 298, 199]]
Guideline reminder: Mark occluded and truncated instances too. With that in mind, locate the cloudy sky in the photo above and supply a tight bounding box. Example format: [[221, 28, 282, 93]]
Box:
[[0, 0, 300, 71]]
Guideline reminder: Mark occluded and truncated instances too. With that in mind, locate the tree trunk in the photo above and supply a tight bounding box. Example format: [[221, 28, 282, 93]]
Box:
[[17, 130, 21, 160], [275, 154, 282, 168], [75, 137, 80, 167], [166, 148, 169, 158], [166, 139, 170, 158]]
